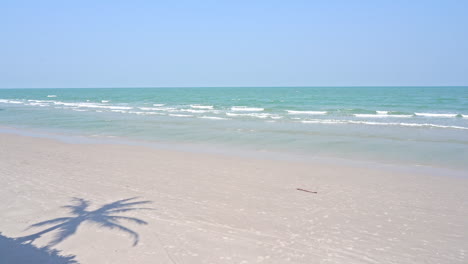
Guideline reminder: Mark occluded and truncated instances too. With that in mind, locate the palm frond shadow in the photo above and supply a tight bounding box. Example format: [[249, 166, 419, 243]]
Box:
[[17, 197, 152, 247]]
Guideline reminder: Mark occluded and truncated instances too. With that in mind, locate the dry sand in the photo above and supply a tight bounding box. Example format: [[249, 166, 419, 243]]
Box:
[[0, 133, 467, 264]]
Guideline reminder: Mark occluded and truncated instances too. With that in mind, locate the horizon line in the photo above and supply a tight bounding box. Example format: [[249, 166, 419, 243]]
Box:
[[1, 85, 468, 89]]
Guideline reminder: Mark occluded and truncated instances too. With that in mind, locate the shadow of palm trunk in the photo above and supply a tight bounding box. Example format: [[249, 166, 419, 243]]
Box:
[[0, 232, 78, 264]]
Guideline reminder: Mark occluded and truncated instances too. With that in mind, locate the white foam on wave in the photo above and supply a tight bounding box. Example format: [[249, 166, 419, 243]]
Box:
[[47, 95, 57, 98], [287, 110, 327, 115], [101, 100, 109, 103], [270, 115, 283, 119], [111, 110, 128, 113], [95, 105, 132, 110], [397, 123, 467, 130], [146, 111, 164, 115], [52, 102, 75, 106], [354, 114, 388, 118], [462, 115, 468, 118], [0, 99, 22, 104], [190, 105, 214, 109], [28, 100, 54, 103], [392, 115, 412, 118], [179, 109, 210, 114], [226, 112, 270, 119], [354, 114, 412, 118], [231, 106, 264, 112], [28, 102, 48, 107], [348, 120, 401, 126], [198, 116, 228, 120], [153, 104, 165, 106], [129, 111, 163, 116], [139, 106, 175, 111], [128, 111, 147, 115], [301, 120, 346, 124], [391, 115, 413, 118], [300, 119, 468, 130], [140, 107, 161, 111], [169, 114, 193, 117], [376, 111, 388, 115], [415, 113, 457, 118], [52, 101, 133, 110]]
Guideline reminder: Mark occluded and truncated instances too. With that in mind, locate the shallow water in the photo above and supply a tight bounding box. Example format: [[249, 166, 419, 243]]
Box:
[[1, 87, 467, 170]]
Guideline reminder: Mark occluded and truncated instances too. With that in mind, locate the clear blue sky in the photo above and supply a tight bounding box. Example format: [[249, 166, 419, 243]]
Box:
[[1, 0, 467, 88]]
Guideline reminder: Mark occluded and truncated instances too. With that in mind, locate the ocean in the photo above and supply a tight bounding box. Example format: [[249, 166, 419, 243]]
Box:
[[1, 87, 467, 170]]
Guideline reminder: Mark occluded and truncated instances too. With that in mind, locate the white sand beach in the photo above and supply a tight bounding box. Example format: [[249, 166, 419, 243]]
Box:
[[0, 133, 467, 264]]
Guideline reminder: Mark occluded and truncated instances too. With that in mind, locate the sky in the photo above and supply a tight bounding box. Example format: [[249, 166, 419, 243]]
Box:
[[1, 0, 467, 88]]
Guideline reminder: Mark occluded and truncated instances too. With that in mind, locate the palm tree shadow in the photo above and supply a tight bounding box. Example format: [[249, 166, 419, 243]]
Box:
[[17, 197, 152, 247], [0, 232, 78, 264]]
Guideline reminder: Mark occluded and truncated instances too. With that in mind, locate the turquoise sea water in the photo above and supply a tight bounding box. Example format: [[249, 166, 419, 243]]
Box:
[[1, 87, 467, 170]]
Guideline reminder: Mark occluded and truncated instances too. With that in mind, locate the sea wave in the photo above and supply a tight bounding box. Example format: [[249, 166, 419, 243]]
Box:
[[139, 107, 159, 111], [198, 116, 228, 120], [287, 110, 327, 115], [190, 105, 214, 109], [52, 101, 133, 110], [301, 119, 346, 124], [0, 99, 22, 104], [226, 113, 272, 119], [99, 105, 133, 110], [354, 114, 412, 118], [28, 102, 48, 107], [354, 114, 389, 118], [140, 111, 164, 115], [231, 106, 264, 112], [179, 109, 210, 113], [139, 107, 176, 111], [168, 114, 193, 117], [28, 100, 54, 103], [415, 113, 458, 118], [128, 111, 145, 115], [128, 111, 162, 115], [270, 115, 283, 119], [397, 123, 468, 129], [300, 119, 468, 130]]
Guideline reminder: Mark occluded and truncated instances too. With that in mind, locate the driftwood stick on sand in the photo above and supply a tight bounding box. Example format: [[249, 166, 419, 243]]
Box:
[[296, 188, 317, 194]]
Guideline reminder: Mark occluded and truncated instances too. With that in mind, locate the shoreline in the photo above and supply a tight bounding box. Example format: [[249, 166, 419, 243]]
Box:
[[1, 132, 467, 263], [1, 126, 466, 179]]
